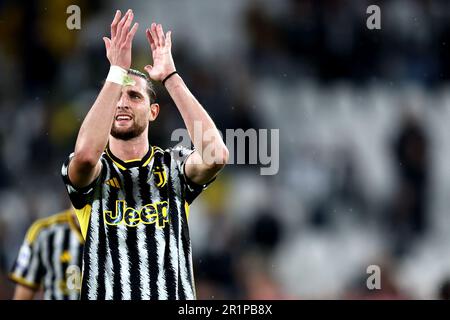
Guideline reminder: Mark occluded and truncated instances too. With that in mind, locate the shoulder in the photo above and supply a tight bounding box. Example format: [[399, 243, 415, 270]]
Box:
[[164, 145, 194, 158], [152, 145, 165, 155], [154, 145, 194, 166], [25, 210, 71, 244]]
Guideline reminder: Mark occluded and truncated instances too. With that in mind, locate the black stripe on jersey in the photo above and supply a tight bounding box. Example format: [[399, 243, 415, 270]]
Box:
[[180, 198, 193, 299], [162, 168, 178, 300], [61, 228, 70, 301], [34, 243, 45, 288], [11, 260, 21, 279], [109, 225, 122, 300], [22, 238, 44, 287], [81, 227, 91, 299], [122, 168, 142, 300], [46, 232, 56, 300], [139, 164, 159, 300]]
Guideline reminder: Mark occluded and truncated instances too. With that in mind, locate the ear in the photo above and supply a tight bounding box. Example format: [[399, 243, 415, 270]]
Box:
[[149, 103, 160, 122]]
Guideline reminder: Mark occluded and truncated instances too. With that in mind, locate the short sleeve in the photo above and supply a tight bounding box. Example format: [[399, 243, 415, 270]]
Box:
[[61, 153, 101, 209], [169, 145, 215, 204], [9, 229, 44, 290]]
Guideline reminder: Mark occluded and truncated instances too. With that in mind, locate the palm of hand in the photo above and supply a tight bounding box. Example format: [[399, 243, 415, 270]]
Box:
[[149, 47, 174, 80], [145, 23, 176, 82]]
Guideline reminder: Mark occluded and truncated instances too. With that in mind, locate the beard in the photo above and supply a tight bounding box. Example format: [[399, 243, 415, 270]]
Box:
[[111, 119, 147, 141]]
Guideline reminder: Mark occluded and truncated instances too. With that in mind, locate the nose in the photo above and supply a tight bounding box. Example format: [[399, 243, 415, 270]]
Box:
[[117, 104, 130, 112], [117, 93, 130, 110]]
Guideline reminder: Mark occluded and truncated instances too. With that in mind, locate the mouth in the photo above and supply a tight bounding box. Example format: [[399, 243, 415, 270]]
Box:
[[115, 114, 133, 124]]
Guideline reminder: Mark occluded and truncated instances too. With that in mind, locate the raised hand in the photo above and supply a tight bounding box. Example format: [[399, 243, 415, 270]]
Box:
[[144, 23, 176, 82], [103, 9, 139, 70]]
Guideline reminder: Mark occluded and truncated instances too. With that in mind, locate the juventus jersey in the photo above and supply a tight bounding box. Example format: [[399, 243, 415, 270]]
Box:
[[9, 210, 84, 300], [61, 145, 211, 300]]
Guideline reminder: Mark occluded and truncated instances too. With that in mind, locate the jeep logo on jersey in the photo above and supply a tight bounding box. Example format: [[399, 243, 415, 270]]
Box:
[[103, 200, 169, 228], [152, 166, 167, 188]]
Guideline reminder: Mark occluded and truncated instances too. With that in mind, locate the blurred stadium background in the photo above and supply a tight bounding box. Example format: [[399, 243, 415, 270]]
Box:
[[2, 0, 450, 299]]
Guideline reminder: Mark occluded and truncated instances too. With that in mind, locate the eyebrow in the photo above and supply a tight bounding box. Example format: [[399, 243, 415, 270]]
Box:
[[126, 89, 144, 98]]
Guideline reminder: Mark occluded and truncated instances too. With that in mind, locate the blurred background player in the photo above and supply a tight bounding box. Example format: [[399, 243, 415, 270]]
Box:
[[9, 208, 83, 300]]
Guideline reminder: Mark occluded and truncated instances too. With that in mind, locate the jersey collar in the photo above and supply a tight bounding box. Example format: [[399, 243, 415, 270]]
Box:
[[105, 144, 154, 170]]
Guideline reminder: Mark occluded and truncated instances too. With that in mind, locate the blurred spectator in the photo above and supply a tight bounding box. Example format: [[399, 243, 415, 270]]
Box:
[[247, 211, 283, 254], [195, 250, 239, 299], [343, 257, 410, 300], [438, 278, 450, 300], [236, 252, 290, 300], [0, 218, 14, 299], [389, 111, 430, 256]]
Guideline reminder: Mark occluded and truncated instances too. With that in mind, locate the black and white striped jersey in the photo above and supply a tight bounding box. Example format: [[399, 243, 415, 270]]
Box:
[[9, 210, 84, 300], [61, 145, 212, 300]]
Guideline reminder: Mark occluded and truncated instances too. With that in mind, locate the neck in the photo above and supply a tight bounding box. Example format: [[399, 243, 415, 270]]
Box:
[[109, 132, 149, 161]]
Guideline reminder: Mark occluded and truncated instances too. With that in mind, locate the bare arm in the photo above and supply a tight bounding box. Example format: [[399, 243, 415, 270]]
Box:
[[68, 9, 138, 188], [13, 285, 36, 300], [164, 75, 228, 184], [144, 23, 229, 185]]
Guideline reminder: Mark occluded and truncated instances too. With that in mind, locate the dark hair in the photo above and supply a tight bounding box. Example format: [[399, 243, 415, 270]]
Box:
[[128, 69, 157, 103]]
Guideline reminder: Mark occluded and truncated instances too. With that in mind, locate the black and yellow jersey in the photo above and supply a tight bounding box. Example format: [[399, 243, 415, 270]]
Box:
[[9, 209, 84, 300], [61, 145, 212, 300]]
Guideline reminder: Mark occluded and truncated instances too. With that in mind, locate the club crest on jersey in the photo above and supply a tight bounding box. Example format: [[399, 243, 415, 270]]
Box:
[[103, 200, 169, 228], [152, 166, 167, 188]]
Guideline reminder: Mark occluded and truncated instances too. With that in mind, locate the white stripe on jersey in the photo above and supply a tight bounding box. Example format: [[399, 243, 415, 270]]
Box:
[[52, 226, 65, 300], [103, 163, 115, 299], [69, 232, 81, 300], [26, 232, 42, 286], [117, 183, 132, 300], [155, 230, 168, 299], [117, 228, 131, 299], [137, 224, 151, 300], [87, 199, 101, 299]]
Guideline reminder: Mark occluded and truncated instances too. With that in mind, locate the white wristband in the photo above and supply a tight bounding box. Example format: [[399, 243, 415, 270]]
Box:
[[106, 65, 128, 85]]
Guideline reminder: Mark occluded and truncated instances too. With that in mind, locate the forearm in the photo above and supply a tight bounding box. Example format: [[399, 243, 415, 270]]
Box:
[[74, 8, 136, 165], [165, 75, 228, 164], [74, 81, 121, 165], [13, 285, 36, 300]]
